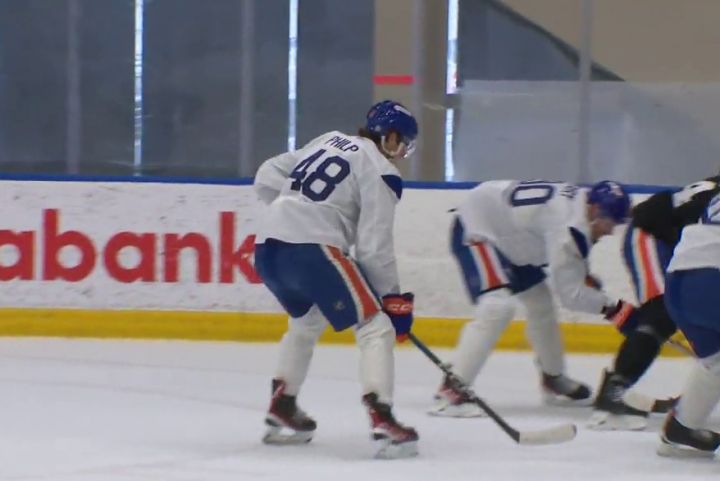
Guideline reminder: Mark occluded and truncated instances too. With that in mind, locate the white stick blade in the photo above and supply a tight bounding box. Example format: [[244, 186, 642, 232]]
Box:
[[518, 423, 577, 445]]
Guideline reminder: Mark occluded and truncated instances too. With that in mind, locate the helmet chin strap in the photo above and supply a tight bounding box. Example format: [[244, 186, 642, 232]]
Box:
[[380, 135, 407, 159]]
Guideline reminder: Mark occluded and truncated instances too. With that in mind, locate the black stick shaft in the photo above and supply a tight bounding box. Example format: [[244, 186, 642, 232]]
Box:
[[408, 332, 521, 442]]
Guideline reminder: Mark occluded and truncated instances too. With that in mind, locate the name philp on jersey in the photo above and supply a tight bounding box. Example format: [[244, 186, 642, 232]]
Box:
[[326, 135, 360, 152]]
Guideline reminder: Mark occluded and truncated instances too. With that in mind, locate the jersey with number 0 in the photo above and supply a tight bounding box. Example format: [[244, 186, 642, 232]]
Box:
[[457, 180, 611, 314], [253, 131, 403, 297]]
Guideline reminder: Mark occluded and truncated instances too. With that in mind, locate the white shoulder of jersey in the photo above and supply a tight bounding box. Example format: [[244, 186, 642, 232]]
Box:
[[301, 130, 346, 154], [669, 193, 720, 272], [352, 135, 399, 171], [342, 134, 403, 194]]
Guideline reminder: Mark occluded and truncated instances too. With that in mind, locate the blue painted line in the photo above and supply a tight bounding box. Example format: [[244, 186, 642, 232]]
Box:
[[0, 173, 677, 194]]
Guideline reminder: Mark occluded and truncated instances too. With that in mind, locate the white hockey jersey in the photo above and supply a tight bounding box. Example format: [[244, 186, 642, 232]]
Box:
[[253, 131, 403, 297], [668, 194, 720, 273], [457, 180, 612, 314]]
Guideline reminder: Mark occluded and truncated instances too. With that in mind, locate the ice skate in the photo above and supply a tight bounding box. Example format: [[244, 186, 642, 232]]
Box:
[[651, 396, 679, 414], [657, 414, 720, 458], [429, 374, 485, 418], [587, 370, 648, 431], [262, 379, 316, 445], [541, 372, 592, 406], [363, 393, 418, 459]]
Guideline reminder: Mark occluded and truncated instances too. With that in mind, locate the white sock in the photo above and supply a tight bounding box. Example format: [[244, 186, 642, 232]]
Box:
[[274, 306, 327, 396], [517, 282, 565, 376], [355, 312, 395, 404], [676, 352, 720, 429], [452, 288, 515, 384]]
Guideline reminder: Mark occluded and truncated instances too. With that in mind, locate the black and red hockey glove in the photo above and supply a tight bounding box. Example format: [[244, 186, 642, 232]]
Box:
[[603, 300, 639, 335]]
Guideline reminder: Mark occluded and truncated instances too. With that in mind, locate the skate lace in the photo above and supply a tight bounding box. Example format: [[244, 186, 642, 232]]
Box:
[[292, 406, 311, 422], [545, 374, 580, 395], [605, 382, 626, 403], [375, 410, 413, 437], [442, 375, 475, 403], [449, 385, 474, 403], [369, 404, 403, 428]]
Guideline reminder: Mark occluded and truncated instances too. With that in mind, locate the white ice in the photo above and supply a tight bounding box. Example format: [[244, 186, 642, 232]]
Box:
[[0, 338, 717, 481]]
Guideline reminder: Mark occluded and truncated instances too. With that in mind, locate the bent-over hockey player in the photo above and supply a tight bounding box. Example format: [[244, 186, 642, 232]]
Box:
[[252, 100, 419, 459], [590, 176, 720, 431], [659, 192, 720, 457], [433, 180, 635, 417]]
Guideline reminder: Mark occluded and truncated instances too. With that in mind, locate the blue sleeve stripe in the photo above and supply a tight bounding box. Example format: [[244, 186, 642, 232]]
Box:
[[569, 227, 589, 258], [382, 174, 403, 200]]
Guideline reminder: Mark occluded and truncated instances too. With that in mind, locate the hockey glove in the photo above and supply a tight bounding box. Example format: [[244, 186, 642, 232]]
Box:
[[382, 292, 414, 343], [602, 300, 640, 335]]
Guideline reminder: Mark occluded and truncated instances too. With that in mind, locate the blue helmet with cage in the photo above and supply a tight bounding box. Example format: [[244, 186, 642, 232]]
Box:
[[365, 100, 418, 157], [587, 180, 630, 223]]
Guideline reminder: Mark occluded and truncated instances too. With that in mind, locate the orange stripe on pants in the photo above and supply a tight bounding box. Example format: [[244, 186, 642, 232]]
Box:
[[326, 247, 380, 320], [475, 244, 504, 290], [638, 231, 662, 300]]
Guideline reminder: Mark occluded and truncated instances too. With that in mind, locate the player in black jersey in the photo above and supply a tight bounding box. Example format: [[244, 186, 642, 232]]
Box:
[[588, 176, 720, 430]]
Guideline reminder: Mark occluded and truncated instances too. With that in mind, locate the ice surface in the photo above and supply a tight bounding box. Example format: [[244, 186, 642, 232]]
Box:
[[0, 339, 716, 481]]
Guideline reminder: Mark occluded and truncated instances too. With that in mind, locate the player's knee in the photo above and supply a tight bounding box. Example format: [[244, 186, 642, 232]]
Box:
[[637, 296, 676, 340], [517, 282, 556, 324], [356, 311, 394, 344], [289, 306, 327, 340], [471, 288, 514, 326]]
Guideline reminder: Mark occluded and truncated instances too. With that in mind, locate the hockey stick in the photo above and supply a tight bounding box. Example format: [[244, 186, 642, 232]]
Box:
[[666, 337, 694, 357], [408, 332, 577, 445]]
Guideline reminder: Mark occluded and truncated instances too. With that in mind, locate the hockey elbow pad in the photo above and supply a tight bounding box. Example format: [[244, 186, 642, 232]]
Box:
[[382, 292, 414, 342]]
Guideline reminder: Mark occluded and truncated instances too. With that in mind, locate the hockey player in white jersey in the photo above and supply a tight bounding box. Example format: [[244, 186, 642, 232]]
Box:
[[252, 100, 419, 459], [433, 180, 637, 417], [659, 193, 720, 457]]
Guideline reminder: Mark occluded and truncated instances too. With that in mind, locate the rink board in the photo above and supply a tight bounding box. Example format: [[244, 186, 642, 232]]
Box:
[[0, 177, 680, 354], [0, 308, 686, 357]]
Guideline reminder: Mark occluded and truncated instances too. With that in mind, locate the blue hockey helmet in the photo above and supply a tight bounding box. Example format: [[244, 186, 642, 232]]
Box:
[[365, 100, 418, 157], [587, 180, 630, 223]]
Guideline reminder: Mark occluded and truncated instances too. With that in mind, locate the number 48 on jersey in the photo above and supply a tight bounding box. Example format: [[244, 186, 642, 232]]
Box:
[[289, 149, 350, 202]]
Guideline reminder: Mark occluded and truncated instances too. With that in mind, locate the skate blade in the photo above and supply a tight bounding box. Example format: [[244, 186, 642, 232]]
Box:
[[586, 410, 648, 431], [657, 440, 717, 459], [373, 439, 419, 459], [427, 399, 486, 418], [542, 390, 593, 407], [262, 424, 314, 445]]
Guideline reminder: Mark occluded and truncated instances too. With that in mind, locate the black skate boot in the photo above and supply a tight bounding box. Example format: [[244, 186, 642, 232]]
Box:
[[429, 374, 485, 418], [587, 369, 648, 431], [658, 413, 720, 458], [262, 379, 316, 445], [541, 372, 592, 405], [363, 392, 418, 459]]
